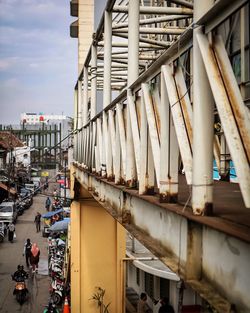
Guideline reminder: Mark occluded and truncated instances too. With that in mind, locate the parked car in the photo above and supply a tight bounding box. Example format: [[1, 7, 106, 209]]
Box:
[[0, 201, 18, 224]]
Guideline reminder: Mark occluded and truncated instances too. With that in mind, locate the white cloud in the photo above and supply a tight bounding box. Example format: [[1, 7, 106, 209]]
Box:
[[0, 0, 77, 124]]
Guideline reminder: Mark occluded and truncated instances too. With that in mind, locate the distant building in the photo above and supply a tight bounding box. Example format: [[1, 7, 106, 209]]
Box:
[[0, 131, 24, 170], [20, 112, 67, 125], [20, 112, 73, 151]]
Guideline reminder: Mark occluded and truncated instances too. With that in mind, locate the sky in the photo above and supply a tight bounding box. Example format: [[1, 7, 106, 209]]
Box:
[[0, 0, 78, 125]]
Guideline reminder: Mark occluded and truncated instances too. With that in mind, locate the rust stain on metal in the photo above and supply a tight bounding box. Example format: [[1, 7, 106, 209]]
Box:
[[73, 164, 250, 243], [150, 88, 161, 143], [107, 174, 114, 182], [135, 96, 141, 131], [126, 179, 137, 188], [194, 203, 213, 216], [160, 192, 178, 203], [121, 209, 131, 224], [176, 81, 193, 146], [152, 87, 161, 135], [125, 223, 183, 276], [213, 39, 250, 163]]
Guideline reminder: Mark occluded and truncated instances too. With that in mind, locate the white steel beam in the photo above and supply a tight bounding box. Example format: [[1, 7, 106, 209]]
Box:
[[103, 111, 112, 178], [196, 33, 250, 208], [113, 27, 185, 35], [213, 35, 250, 163], [91, 44, 97, 119], [114, 111, 121, 184], [109, 110, 116, 178], [116, 104, 127, 179], [127, 90, 140, 176], [192, 0, 214, 216], [98, 41, 167, 48], [126, 0, 139, 186], [97, 118, 103, 175], [142, 83, 160, 186], [112, 15, 190, 29], [91, 121, 96, 172], [162, 64, 193, 185], [113, 32, 171, 48], [139, 94, 148, 195], [160, 71, 179, 202], [112, 6, 193, 15], [103, 10, 112, 109], [77, 80, 82, 129], [82, 66, 88, 126], [174, 66, 193, 145]]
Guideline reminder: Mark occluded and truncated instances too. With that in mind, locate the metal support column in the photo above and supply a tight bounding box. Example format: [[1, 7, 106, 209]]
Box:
[[83, 66, 89, 127], [126, 0, 139, 186], [78, 80, 82, 163], [91, 44, 97, 119], [103, 10, 112, 109], [192, 0, 214, 215], [160, 71, 179, 202]]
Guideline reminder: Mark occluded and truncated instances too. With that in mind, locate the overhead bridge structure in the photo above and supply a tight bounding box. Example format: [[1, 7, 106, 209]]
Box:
[[69, 0, 250, 312]]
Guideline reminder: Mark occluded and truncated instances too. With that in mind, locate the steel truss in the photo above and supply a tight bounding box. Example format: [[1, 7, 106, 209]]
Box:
[[72, 0, 250, 312]]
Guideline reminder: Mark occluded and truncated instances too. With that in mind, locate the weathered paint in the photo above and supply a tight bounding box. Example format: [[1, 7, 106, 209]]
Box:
[[196, 32, 250, 208], [73, 165, 250, 312]]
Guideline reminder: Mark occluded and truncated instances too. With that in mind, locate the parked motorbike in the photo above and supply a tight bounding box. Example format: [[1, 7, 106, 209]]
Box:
[[12, 266, 29, 304], [16, 202, 25, 216], [0, 222, 5, 242], [43, 299, 59, 313], [50, 278, 64, 305]]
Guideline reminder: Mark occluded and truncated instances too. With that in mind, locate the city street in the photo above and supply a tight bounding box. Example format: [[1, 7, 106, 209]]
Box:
[[0, 192, 52, 313]]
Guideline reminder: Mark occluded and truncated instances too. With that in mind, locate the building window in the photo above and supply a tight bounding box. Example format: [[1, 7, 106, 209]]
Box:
[[136, 268, 140, 286], [160, 278, 170, 299], [145, 273, 154, 299]]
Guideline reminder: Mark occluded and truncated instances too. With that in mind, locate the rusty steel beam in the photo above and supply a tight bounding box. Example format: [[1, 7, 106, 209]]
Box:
[[127, 90, 140, 177], [142, 83, 161, 186], [196, 33, 250, 208], [162, 64, 193, 185], [160, 71, 179, 203]]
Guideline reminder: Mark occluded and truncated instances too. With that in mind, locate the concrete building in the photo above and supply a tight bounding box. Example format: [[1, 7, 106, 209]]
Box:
[[69, 1, 250, 313]]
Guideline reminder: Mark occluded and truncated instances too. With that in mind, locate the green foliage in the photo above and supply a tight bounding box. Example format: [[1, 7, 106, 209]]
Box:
[[90, 286, 111, 313]]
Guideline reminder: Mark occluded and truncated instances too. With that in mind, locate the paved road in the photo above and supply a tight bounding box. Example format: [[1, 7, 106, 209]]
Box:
[[0, 188, 57, 313]]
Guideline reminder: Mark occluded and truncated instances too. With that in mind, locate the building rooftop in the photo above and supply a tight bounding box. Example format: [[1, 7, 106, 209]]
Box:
[[0, 131, 24, 150]]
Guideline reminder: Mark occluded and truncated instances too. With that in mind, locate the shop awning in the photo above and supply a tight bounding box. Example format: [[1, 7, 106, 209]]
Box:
[[0, 182, 17, 195], [42, 208, 63, 218]]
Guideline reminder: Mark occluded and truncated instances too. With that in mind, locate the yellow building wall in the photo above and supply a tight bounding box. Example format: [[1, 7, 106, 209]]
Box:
[[71, 200, 81, 311], [70, 179, 126, 313]]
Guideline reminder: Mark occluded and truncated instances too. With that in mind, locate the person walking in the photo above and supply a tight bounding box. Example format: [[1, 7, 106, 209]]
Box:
[[23, 238, 32, 268], [30, 243, 40, 273], [45, 197, 51, 211], [137, 293, 152, 313], [7, 222, 15, 243], [34, 212, 41, 232]]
